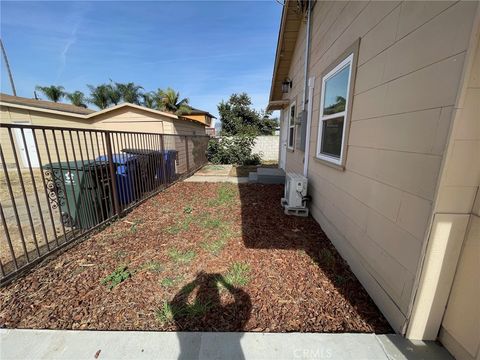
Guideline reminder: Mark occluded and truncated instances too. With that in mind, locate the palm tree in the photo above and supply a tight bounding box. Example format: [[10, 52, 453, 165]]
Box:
[[35, 85, 65, 102], [142, 92, 156, 109], [107, 83, 121, 106], [155, 87, 191, 115], [115, 82, 143, 104], [87, 84, 111, 109], [65, 91, 87, 107]]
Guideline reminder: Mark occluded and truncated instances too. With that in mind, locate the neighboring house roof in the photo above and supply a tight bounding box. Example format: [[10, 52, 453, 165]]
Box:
[[187, 107, 217, 119], [267, 2, 303, 110], [0, 93, 94, 115], [0, 94, 206, 126]]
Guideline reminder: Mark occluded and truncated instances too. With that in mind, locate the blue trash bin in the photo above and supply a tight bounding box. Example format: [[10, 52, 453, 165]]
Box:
[[96, 154, 141, 206], [121, 148, 177, 185], [163, 150, 177, 183]]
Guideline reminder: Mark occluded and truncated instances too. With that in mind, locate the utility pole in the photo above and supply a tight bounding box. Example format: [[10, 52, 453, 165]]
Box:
[[0, 38, 17, 96]]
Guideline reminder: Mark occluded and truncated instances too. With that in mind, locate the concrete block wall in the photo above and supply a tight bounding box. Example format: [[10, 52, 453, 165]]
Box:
[[252, 136, 279, 162]]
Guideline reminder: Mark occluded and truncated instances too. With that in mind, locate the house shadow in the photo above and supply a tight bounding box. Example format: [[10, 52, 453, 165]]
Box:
[[171, 272, 252, 360], [237, 183, 392, 333]]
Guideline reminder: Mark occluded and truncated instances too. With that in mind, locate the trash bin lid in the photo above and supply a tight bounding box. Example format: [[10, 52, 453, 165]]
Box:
[[96, 153, 138, 165], [121, 148, 162, 156], [42, 160, 93, 171]]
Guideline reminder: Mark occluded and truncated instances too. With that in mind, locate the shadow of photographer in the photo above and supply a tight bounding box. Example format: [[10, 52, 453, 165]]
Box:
[[171, 271, 252, 360]]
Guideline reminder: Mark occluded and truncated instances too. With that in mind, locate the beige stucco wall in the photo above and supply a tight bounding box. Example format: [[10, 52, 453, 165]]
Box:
[[280, 1, 479, 332], [432, 26, 479, 359]]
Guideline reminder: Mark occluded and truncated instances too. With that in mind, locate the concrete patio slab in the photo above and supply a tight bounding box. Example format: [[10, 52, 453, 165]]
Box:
[[183, 175, 249, 183], [194, 165, 233, 177], [0, 329, 453, 360]]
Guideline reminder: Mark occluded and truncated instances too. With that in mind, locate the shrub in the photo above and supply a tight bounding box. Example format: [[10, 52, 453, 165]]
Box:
[[207, 135, 261, 165]]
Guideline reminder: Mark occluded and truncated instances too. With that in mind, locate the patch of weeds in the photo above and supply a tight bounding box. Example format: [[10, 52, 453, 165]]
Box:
[[168, 248, 196, 264], [185, 299, 211, 316], [114, 250, 127, 260], [201, 239, 226, 256], [201, 216, 223, 229], [319, 248, 335, 268], [183, 206, 193, 214], [179, 282, 196, 295], [161, 275, 185, 288], [101, 265, 132, 290], [155, 299, 211, 324], [223, 262, 250, 287], [160, 277, 175, 288], [129, 219, 144, 233], [165, 216, 193, 235], [155, 301, 176, 324], [141, 260, 163, 273], [208, 184, 236, 207]]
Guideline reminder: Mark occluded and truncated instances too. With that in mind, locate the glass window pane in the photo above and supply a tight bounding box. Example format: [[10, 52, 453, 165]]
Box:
[[321, 117, 344, 157], [323, 65, 350, 116], [289, 105, 295, 125], [289, 127, 294, 147]]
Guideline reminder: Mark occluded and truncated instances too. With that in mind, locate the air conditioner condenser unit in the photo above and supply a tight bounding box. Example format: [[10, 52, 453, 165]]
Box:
[[281, 172, 310, 217]]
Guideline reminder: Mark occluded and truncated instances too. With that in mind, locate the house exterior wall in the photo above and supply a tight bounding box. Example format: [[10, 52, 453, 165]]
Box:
[[438, 28, 480, 360], [432, 30, 478, 359], [280, 0, 479, 332]]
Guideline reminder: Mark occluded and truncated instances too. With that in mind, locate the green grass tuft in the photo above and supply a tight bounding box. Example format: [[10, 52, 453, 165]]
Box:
[[201, 239, 226, 256], [155, 301, 176, 324], [101, 265, 132, 290], [168, 248, 196, 264], [223, 262, 250, 287], [155, 299, 211, 324], [141, 260, 163, 273], [208, 183, 236, 206]]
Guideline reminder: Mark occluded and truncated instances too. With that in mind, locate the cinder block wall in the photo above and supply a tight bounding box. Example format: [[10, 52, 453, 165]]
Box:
[[252, 136, 279, 162]]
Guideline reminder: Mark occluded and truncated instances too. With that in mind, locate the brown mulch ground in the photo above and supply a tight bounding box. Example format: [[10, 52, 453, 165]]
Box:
[[0, 182, 392, 333]]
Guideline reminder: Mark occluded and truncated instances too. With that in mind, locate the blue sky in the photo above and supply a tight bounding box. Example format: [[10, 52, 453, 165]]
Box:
[[1, 1, 282, 120]]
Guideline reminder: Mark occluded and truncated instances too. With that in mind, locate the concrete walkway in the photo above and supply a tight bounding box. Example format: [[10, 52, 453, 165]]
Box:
[[0, 329, 453, 360]]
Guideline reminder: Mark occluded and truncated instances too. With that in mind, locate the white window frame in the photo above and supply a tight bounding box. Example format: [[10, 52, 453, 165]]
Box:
[[316, 53, 354, 166], [287, 101, 296, 150]]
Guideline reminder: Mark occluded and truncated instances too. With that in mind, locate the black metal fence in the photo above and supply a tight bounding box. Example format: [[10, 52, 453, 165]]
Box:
[[0, 123, 209, 285]]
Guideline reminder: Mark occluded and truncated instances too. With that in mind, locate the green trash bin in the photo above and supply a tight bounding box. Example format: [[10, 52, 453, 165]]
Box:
[[43, 160, 112, 230]]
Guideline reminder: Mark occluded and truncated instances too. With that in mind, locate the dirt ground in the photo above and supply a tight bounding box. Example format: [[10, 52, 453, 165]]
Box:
[[0, 182, 391, 333]]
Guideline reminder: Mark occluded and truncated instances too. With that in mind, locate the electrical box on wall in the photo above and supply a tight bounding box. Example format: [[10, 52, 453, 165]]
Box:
[[296, 110, 308, 151]]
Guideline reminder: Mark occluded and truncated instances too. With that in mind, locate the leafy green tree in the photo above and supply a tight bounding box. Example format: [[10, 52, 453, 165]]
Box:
[[155, 87, 191, 115], [65, 91, 87, 107], [218, 93, 277, 136], [142, 92, 156, 108], [35, 85, 65, 102], [115, 82, 143, 104], [87, 84, 111, 109]]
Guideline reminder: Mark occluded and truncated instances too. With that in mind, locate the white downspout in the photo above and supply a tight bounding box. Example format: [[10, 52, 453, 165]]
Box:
[[303, 0, 313, 177], [303, 77, 314, 177]]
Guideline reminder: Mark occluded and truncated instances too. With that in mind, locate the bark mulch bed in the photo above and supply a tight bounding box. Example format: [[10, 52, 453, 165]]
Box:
[[0, 182, 392, 333]]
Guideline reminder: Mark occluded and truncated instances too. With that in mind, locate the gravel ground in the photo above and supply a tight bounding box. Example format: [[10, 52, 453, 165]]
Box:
[[0, 182, 391, 333]]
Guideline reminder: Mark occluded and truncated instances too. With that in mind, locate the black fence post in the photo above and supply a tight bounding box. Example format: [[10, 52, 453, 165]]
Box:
[[105, 132, 122, 218]]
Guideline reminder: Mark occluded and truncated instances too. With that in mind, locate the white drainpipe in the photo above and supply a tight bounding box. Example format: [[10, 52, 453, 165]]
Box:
[[303, 77, 314, 177], [303, 0, 313, 177]]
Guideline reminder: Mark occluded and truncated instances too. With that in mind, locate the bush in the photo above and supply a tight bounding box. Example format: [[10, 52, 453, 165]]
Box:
[[207, 135, 261, 165]]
